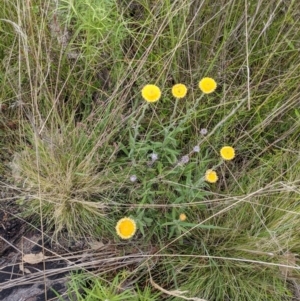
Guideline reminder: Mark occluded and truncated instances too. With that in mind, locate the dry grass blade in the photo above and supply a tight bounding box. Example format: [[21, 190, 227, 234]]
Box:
[[149, 272, 207, 301]]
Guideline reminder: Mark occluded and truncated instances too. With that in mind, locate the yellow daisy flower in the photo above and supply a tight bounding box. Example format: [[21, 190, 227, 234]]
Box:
[[205, 169, 218, 183], [115, 217, 137, 240], [141, 84, 161, 103], [220, 146, 235, 161], [199, 77, 217, 94], [179, 213, 187, 221], [172, 83, 187, 98]]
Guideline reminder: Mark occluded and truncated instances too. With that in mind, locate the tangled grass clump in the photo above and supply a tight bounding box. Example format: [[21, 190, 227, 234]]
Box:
[[11, 125, 121, 238]]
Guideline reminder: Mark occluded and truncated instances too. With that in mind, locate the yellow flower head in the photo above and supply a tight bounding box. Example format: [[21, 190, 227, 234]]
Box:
[[141, 84, 161, 103], [115, 217, 137, 240], [199, 77, 217, 94], [205, 169, 218, 183], [172, 83, 187, 98], [179, 213, 187, 221], [220, 146, 235, 161]]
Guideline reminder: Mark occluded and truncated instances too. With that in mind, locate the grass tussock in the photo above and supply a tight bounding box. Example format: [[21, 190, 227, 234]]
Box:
[[1, 0, 300, 300]]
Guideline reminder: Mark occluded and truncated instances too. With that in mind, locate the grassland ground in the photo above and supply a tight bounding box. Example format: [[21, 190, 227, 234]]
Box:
[[0, 0, 300, 300]]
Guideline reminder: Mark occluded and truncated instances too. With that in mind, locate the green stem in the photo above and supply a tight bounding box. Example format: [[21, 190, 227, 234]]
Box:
[[169, 98, 179, 126], [128, 103, 149, 158]]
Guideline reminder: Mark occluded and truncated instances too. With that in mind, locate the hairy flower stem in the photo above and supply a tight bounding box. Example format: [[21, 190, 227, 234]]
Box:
[[128, 104, 148, 158], [176, 94, 204, 129], [169, 98, 179, 125]]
